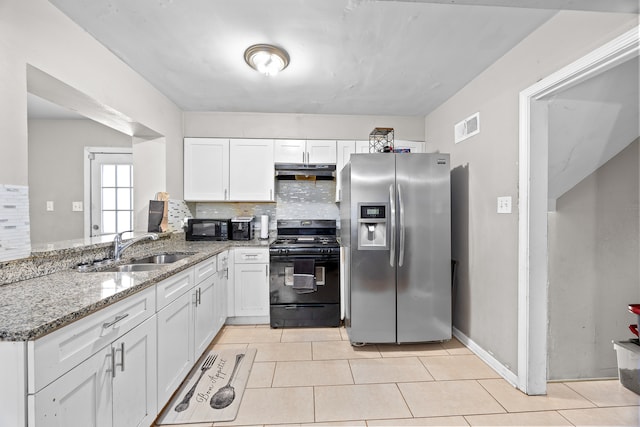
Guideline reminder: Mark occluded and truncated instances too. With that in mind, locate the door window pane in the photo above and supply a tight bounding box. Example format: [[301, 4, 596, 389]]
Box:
[[102, 165, 116, 187], [100, 162, 133, 235]]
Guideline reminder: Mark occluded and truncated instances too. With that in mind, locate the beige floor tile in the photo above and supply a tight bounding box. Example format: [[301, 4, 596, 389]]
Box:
[[339, 327, 350, 341], [419, 354, 501, 381], [559, 406, 640, 426], [563, 379, 640, 407], [399, 380, 506, 417], [249, 342, 312, 362], [208, 343, 249, 353], [479, 379, 596, 412], [272, 359, 353, 387], [376, 342, 449, 358], [367, 416, 469, 426], [442, 338, 473, 355], [214, 387, 315, 426], [465, 410, 572, 426], [349, 357, 434, 384], [312, 340, 381, 360], [281, 327, 343, 342], [301, 421, 367, 426], [246, 361, 275, 388], [216, 327, 282, 344], [315, 383, 412, 422]]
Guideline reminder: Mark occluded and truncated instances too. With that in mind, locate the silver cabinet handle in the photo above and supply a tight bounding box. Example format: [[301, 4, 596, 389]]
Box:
[[115, 342, 125, 373], [270, 189, 273, 200], [266, 265, 268, 277], [110, 346, 117, 378], [398, 184, 405, 267], [302, 152, 305, 163], [103, 313, 129, 329], [389, 184, 396, 267], [224, 189, 228, 200], [197, 288, 201, 305]]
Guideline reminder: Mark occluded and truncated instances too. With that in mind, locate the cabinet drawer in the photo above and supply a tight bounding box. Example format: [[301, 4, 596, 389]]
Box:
[[29, 286, 155, 393], [156, 269, 194, 310], [194, 256, 217, 283], [234, 247, 268, 264]]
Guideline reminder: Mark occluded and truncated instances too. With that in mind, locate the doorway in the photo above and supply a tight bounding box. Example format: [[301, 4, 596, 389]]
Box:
[[517, 26, 639, 395], [84, 147, 134, 238]]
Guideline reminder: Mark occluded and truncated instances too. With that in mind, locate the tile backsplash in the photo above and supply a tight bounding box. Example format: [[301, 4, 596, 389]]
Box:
[[195, 180, 339, 231], [0, 185, 31, 262]]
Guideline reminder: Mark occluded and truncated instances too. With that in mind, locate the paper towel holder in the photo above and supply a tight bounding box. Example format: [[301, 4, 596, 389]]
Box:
[[259, 215, 270, 240]]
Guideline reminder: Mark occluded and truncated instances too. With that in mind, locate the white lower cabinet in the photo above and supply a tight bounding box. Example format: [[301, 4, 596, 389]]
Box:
[[157, 255, 222, 407], [234, 248, 269, 317], [34, 315, 157, 427]]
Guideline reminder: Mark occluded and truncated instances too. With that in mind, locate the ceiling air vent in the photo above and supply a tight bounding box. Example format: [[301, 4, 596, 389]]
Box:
[[454, 112, 480, 144]]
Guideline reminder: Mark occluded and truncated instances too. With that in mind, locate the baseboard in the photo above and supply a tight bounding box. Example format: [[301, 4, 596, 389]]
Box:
[[225, 316, 270, 325], [452, 327, 519, 388]]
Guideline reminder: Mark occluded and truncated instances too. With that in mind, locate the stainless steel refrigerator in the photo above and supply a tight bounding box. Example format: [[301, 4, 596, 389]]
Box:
[[340, 153, 451, 344]]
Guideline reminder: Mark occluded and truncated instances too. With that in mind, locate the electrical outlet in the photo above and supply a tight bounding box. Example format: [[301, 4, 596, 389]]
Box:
[[497, 196, 512, 214], [72, 201, 83, 212], [46, 201, 54, 211]]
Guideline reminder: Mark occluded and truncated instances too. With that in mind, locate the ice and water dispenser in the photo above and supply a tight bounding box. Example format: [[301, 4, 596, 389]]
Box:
[[357, 203, 389, 250]]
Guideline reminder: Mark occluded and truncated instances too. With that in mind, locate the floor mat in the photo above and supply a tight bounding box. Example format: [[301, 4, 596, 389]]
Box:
[[156, 348, 256, 425]]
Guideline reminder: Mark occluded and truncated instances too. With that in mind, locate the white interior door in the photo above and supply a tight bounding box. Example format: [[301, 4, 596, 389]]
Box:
[[89, 151, 134, 237]]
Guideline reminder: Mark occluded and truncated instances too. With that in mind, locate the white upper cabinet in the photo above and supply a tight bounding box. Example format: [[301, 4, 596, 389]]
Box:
[[184, 138, 230, 201], [274, 139, 336, 164], [336, 140, 356, 202], [229, 139, 274, 201]]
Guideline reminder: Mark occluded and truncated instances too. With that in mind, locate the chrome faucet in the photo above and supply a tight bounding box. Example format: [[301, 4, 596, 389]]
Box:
[[113, 230, 159, 261]]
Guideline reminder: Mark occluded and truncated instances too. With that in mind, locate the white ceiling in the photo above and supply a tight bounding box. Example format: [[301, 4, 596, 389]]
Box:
[[38, 0, 637, 117], [46, 0, 565, 116]]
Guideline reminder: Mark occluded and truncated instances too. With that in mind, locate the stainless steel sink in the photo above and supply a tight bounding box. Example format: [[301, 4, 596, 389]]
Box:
[[101, 264, 166, 272], [132, 253, 193, 264]]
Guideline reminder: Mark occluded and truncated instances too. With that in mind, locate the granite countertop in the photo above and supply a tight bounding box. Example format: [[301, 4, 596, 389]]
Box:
[[0, 237, 274, 342]]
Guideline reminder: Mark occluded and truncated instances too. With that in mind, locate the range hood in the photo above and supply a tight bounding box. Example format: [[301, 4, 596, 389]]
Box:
[[275, 163, 336, 180]]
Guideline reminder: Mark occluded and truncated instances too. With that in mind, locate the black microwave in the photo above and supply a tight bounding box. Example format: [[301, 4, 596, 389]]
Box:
[[186, 218, 231, 241]]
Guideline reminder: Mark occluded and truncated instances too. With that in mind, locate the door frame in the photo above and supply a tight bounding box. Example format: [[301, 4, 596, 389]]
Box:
[[83, 146, 134, 240], [517, 26, 639, 395]]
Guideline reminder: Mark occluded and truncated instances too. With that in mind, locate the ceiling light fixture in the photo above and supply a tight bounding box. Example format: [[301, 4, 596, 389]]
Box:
[[244, 44, 289, 76]]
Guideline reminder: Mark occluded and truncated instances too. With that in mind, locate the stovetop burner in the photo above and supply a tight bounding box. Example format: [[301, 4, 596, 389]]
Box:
[[270, 219, 340, 255]]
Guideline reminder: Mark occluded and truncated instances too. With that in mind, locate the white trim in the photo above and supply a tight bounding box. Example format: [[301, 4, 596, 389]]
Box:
[[83, 146, 133, 239], [453, 327, 519, 387], [517, 26, 639, 395]]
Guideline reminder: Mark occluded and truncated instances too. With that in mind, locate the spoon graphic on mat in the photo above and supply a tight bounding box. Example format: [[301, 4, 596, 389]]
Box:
[[174, 354, 217, 412], [210, 353, 245, 409]]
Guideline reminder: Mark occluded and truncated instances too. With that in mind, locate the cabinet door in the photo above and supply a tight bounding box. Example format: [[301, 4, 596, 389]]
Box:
[[274, 139, 305, 163], [112, 316, 157, 427], [156, 291, 194, 406], [193, 274, 217, 358], [307, 140, 337, 164], [336, 140, 356, 202], [355, 140, 371, 153], [184, 138, 230, 201], [394, 140, 424, 153], [234, 263, 269, 317], [216, 268, 228, 332], [34, 347, 112, 427], [229, 139, 274, 201]]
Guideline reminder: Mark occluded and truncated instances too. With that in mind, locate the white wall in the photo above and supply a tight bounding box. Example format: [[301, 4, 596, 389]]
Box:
[[0, 0, 183, 258], [28, 119, 132, 244], [425, 11, 638, 376], [548, 140, 639, 380], [184, 112, 425, 141]]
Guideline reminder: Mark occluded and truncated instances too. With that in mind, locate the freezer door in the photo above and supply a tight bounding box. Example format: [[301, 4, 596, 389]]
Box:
[[347, 154, 396, 344], [396, 154, 451, 342]]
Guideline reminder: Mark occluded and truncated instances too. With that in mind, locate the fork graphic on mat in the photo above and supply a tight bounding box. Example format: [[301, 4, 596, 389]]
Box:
[[174, 354, 218, 412]]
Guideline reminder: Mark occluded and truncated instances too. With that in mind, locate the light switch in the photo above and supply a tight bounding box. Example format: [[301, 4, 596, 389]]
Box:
[[46, 201, 54, 211], [72, 201, 83, 212], [497, 196, 512, 214]]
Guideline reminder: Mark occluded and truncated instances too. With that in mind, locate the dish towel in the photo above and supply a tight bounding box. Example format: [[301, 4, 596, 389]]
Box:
[[293, 259, 316, 293]]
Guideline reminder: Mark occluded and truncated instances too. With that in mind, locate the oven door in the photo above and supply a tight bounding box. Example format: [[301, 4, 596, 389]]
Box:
[[269, 253, 340, 305]]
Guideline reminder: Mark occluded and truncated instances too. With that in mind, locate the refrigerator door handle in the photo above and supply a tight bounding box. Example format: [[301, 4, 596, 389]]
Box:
[[398, 183, 405, 267], [389, 184, 396, 267]]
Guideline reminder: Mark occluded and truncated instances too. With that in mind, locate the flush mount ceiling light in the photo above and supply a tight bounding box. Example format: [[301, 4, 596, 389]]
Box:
[[244, 44, 290, 76]]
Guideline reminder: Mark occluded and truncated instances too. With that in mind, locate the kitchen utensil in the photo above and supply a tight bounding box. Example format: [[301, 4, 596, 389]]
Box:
[[210, 353, 245, 409], [174, 353, 217, 412]]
